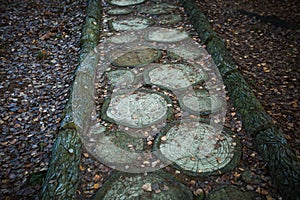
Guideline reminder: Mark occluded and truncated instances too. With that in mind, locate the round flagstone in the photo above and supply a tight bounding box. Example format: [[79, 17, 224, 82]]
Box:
[[92, 131, 145, 166], [144, 64, 208, 90], [206, 185, 262, 200], [101, 89, 172, 128], [106, 69, 135, 86], [108, 0, 146, 6], [146, 28, 189, 42], [168, 44, 204, 60], [107, 8, 133, 15], [94, 172, 193, 200], [112, 47, 161, 67], [154, 121, 241, 176], [158, 14, 182, 25], [139, 3, 177, 15], [179, 90, 223, 115], [108, 17, 154, 31], [107, 33, 138, 44]]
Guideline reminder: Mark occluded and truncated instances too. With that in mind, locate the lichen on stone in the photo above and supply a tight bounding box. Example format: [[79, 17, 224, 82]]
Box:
[[103, 90, 170, 128], [108, 0, 146, 6], [144, 64, 207, 90], [154, 121, 241, 176], [145, 28, 189, 43], [109, 17, 154, 31]]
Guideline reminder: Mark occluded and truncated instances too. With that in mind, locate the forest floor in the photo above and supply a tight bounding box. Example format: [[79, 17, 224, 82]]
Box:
[[0, 0, 299, 199], [195, 0, 300, 156]]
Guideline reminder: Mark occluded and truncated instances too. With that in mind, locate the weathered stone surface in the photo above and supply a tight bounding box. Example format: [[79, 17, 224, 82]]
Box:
[[108, 0, 145, 6], [107, 33, 138, 44], [106, 69, 135, 86], [107, 8, 133, 15], [102, 90, 172, 128], [94, 172, 193, 200], [179, 89, 223, 115], [146, 28, 189, 42], [168, 43, 204, 60], [154, 121, 241, 176], [139, 3, 177, 15], [144, 64, 207, 90], [206, 185, 262, 200], [158, 14, 182, 25], [92, 131, 145, 165], [112, 47, 161, 67], [109, 17, 154, 31]]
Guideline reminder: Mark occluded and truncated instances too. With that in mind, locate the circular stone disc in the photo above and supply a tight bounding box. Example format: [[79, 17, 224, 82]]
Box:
[[179, 90, 223, 115], [109, 17, 153, 31], [104, 91, 169, 128], [106, 70, 135, 86], [107, 8, 133, 15], [158, 14, 182, 25], [94, 172, 193, 200], [144, 64, 207, 90], [206, 185, 261, 200], [107, 33, 138, 44], [112, 47, 161, 67], [155, 121, 241, 176], [139, 3, 177, 15], [92, 131, 145, 165], [168, 44, 204, 60], [108, 0, 145, 6], [146, 29, 189, 42]]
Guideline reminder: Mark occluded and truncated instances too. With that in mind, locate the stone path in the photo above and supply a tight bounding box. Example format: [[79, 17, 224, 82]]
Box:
[[75, 0, 251, 199], [40, 0, 300, 199]]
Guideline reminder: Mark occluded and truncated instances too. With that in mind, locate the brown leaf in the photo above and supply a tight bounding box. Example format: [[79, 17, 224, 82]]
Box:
[[40, 32, 54, 40], [93, 183, 100, 189]]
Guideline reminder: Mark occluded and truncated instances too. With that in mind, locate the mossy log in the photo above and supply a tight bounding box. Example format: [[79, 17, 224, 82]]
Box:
[[40, 0, 102, 199], [180, 0, 300, 199]]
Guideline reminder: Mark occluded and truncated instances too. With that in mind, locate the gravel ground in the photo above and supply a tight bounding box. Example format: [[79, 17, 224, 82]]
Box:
[[0, 1, 86, 199], [0, 0, 298, 199]]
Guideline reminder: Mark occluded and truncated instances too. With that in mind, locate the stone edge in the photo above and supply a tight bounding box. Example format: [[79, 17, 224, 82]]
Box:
[[180, 0, 300, 198], [40, 0, 102, 199]]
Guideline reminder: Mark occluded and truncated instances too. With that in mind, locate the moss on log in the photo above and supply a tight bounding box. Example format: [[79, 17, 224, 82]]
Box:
[[180, 0, 300, 199], [40, 0, 102, 199]]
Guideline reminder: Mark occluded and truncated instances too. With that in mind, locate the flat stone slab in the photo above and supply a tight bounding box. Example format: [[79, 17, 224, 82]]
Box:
[[112, 47, 161, 67], [179, 90, 223, 115], [158, 14, 182, 25], [108, 0, 145, 6], [139, 3, 177, 15], [106, 69, 135, 87], [94, 172, 193, 200], [206, 185, 262, 200], [144, 64, 207, 90], [92, 131, 145, 166], [154, 121, 241, 176], [102, 90, 171, 128], [107, 8, 133, 15], [168, 43, 204, 60], [146, 29, 189, 42], [109, 17, 154, 31], [107, 33, 138, 44]]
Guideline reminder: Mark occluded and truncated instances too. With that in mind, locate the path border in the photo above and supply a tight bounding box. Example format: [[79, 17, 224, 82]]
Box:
[[40, 0, 102, 199], [180, 0, 300, 199]]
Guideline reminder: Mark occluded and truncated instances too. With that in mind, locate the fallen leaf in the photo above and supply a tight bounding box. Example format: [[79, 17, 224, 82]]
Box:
[[142, 183, 152, 192]]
